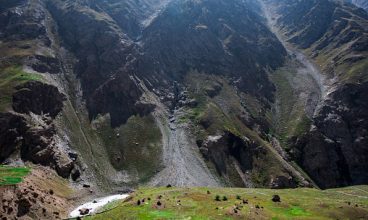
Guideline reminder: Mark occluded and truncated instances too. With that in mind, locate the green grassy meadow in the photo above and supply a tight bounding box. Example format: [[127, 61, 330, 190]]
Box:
[[86, 186, 368, 220], [0, 165, 30, 186]]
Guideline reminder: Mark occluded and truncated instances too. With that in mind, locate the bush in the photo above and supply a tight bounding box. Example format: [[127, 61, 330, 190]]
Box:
[[215, 195, 221, 201], [236, 195, 241, 200], [222, 196, 228, 201]]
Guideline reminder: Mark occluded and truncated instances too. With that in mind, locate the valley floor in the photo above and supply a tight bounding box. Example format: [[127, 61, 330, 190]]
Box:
[[82, 186, 368, 220]]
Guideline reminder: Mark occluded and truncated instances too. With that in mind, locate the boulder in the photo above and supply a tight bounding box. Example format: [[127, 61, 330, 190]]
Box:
[[79, 208, 89, 215], [71, 168, 81, 181], [16, 199, 31, 217], [272, 195, 281, 203], [270, 176, 297, 189], [54, 153, 74, 178], [29, 55, 61, 74], [12, 81, 66, 118], [205, 82, 222, 98], [0, 113, 27, 162]]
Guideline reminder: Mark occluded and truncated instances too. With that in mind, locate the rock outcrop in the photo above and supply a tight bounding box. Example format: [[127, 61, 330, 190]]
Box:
[[291, 82, 368, 188], [0, 113, 27, 161], [0, 112, 76, 178], [0, 77, 77, 178], [200, 132, 256, 176], [265, 0, 368, 188], [28, 55, 61, 74], [199, 131, 298, 188], [13, 81, 66, 118], [349, 0, 368, 11]]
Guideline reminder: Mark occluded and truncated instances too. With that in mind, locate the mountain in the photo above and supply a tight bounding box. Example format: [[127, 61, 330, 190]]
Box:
[[262, 0, 368, 189], [349, 0, 368, 11], [0, 0, 367, 218]]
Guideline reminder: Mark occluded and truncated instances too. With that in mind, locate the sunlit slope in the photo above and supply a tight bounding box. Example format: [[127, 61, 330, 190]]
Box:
[[86, 186, 368, 220]]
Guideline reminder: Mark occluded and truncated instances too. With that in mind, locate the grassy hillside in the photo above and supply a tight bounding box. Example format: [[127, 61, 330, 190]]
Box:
[[269, 0, 368, 84], [86, 186, 368, 220], [0, 165, 30, 186], [181, 72, 292, 187]]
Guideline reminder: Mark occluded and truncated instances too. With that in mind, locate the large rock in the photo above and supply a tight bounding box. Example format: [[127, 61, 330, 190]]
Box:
[[270, 175, 297, 189], [0, 113, 27, 161], [54, 152, 74, 178], [199, 132, 259, 185], [12, 81, 66, 118], [16, 198, 31, 217], [21, 123, 56, 163], [87, 76, 155, 127], [28, 55, 61, 74], [22, 124, 75, 178], [0, 112, 75, 179], [0, 0, 50, 45]]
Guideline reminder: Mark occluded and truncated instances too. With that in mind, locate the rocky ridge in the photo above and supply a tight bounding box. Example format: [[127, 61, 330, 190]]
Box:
[[263, 0, 368, 188]]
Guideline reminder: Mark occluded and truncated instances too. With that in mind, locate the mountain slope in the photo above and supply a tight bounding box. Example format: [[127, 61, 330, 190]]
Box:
[[262, 0, 368, 188], [0, 0, 302, 191], [0, 0, 368, 218], [349, 0, 368, 12]]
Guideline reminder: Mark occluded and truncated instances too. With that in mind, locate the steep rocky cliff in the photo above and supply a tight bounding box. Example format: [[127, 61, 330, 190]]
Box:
[[263, 0, 368, 189]]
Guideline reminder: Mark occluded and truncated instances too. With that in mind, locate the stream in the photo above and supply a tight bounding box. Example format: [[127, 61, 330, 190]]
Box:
[[69, 194, 129, 218]]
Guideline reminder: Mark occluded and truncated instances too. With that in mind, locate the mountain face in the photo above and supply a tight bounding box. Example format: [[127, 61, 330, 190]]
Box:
[[349, 0, 368, 11], [0, 0, 368, 217], [263, 0, 368, 188]]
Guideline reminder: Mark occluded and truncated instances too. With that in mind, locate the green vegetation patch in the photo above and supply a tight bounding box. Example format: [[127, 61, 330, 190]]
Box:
[[270, 63, 312, 148], [86, 186, 368, 220], [92, 114, 163, 184], [0, 165, 30, 186], [0, 66, 43, 112], [339, 58, 368, 83]]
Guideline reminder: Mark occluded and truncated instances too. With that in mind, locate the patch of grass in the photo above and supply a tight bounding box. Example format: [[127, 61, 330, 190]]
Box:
[[0, 165, 30, 186], [93, 114, 163, 184], [270, 64, 312, 148], [0, 40, 38, 60], [340, 58, 368, 83], [0, 66, 43, 112], [293, 114, 312, 137], [310, 39, 368, 84], [86, 186, 368, 220], [288, 206, 310, 216]]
